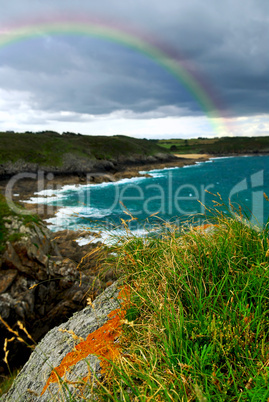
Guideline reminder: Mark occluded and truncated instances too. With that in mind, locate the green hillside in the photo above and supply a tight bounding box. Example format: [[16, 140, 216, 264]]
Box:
[[158, 136, 269, 154], [0, 131, 164, 166]]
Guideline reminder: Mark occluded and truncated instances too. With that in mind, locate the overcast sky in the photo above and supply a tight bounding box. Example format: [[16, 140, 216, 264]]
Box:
[[0, 0, 268, 138]]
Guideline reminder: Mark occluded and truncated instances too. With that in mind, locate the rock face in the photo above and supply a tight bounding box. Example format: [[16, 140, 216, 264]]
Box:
[[0, 152, 176, 179], [1, 281, 122, 401], [0, 217, 114, 373]]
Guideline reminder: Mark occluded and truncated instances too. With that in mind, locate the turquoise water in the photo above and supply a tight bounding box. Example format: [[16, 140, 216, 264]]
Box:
[[28, 155, 269, 239]]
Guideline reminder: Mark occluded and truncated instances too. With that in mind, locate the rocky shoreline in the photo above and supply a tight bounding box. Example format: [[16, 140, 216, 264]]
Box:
[[0, 153, 210, 376], [1, 151, 269, 399], [0, 153, 210, 219], [0, 214, 117, 374]]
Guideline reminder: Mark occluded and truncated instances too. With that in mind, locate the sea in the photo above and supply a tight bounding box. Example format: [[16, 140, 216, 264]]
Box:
[[26, 155, 269, 244]]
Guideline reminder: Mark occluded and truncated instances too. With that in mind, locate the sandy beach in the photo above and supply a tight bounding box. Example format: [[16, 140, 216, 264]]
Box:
[[175, 154, 211, 159]]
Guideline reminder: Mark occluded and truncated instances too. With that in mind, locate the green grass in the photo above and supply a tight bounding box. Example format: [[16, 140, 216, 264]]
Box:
[[0, 131, 164, 166], [0, 369, 21, 397], [94, 214, 269, 401], [158, 136, 269, 155], [1, 132, 269, 166]]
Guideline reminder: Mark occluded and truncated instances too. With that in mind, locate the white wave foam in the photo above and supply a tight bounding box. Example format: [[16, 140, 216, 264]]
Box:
[[146, 173, 165, 178], [210, 156, 235, 160], [80, 207, 112, 219], [140, 166, 179, 178], [114, 176, 149, 185], [24, 195, 65, 204], [183, 160, 208, 168], [58, 184, 81, 192], [44, 205, 113, 232], [76, 236, 103, 246], [44, 207, 83, 231], [75, 226, 154, 246], [75, 231, 115, 245], [55, 206, 83, 217], [33, 188, 62, 196], [51, 206, 110, 220], [24, 175, 151, 205]]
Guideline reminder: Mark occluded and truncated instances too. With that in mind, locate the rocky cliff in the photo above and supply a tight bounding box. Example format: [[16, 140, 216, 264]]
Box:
[[1, 281, 123, 401], [0, 214, 116, 373], [0, 152, 176, 179]]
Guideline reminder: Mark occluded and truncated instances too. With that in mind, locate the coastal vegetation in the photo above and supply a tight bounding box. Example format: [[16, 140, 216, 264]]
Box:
[[0, 194, 40, 252], [0, 131, 164, 166], [4, 207, 265, 400], [92, 210, 269, 401], [1, 131, 269, 399], [158, 136, 269, 155], [1, 200, 269, 399], [1, 132, 269, 169]]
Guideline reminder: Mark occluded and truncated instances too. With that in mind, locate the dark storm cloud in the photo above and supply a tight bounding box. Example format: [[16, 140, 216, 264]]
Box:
[[0, 35, 197, 116], [0, 0, 268, 119]]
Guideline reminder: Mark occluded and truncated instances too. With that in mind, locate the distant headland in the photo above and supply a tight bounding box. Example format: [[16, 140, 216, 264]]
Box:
[[0, 131, 268, 205]]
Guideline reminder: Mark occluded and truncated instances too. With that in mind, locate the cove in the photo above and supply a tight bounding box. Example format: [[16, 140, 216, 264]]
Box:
[[25, 155, 269, 238]]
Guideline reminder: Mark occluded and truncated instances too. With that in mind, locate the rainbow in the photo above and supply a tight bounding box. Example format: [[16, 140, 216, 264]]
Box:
[[0, 18, 228, 136]]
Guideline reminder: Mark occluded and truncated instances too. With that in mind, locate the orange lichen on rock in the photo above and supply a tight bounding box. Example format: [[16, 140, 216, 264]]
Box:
[[41, 286, 130, 396], [118, 284, 131, 301]]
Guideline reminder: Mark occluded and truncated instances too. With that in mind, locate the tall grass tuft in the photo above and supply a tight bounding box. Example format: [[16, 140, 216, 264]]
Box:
[[95, 215, 269, 401]]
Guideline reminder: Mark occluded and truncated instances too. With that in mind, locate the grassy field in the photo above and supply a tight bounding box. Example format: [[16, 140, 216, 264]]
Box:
[[158, 136, 269, 155], [0, 131, 164, 166], [1, 132, 269, 167], [93, 209, 269, 401]]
